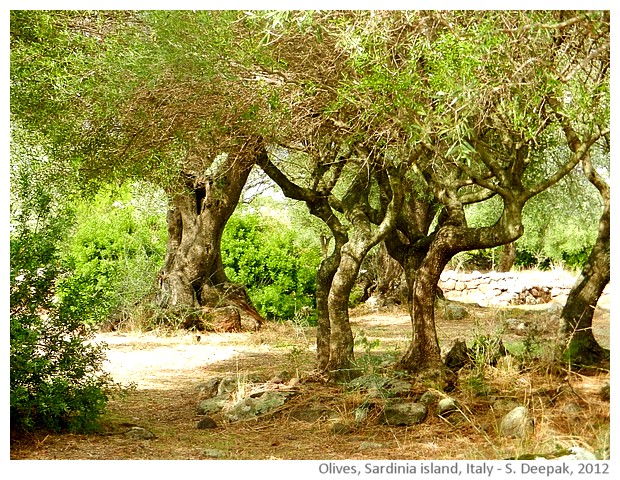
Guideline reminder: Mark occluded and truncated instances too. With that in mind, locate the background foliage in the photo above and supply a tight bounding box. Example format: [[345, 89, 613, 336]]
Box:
[[460, 162, 603, 271], [221, 201, 322, 322], [60, 183, 168, 325]]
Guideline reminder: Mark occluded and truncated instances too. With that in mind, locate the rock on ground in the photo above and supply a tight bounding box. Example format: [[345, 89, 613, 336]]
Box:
[[381, 402, 428, 426], [500, 406, 534, 438]]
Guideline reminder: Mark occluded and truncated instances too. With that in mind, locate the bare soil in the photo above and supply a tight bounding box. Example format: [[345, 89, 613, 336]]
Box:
[[10, 299, 610, 461]]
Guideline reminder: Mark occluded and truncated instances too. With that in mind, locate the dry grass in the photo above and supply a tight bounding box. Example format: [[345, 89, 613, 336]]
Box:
[[10, 302, 610, 461]]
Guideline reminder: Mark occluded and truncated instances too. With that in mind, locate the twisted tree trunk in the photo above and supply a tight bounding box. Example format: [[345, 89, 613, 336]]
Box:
[[323, 168, 404, 378], [396, 197, 526, 382], [398, 246, 447, 372], [157, 144, 266, 329], [311, 203, 348, 371]]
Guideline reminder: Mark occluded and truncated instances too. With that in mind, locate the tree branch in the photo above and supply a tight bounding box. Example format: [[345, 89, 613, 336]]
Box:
[[526, 127, 609, 200], [256, 149, 317, 203]]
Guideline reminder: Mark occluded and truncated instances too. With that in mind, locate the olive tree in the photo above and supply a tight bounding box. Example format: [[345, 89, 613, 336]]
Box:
[[362, 12, 609, 375], [11, 11, 289, 325]]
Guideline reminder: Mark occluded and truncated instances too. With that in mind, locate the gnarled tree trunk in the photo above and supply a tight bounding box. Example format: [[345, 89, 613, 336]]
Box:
[[257, 151, 403, 377], [325, 233, 381, 377], [396, 197, 527, 382], [323, 168, 404, 378], [399, 249, 446, 372], [157, 145, 265, 329], [312, 204, 347, 371]]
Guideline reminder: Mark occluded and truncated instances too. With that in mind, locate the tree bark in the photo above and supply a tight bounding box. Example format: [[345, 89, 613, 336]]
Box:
[[257, 151, 404, 376], [395, 195, 527, 377], [376, 241, 404, 297], [315, 237, 344, 371], [559, 154, 610, 366], [498, 242, 516, 272], [323, 167, 404, 378], [326, 247, 360, 377], [399, 255, 445, 370]]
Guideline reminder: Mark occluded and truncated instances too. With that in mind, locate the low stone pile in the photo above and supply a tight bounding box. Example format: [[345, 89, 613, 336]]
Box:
[[195, 373, 299, 428], [189, 369, 607, 459]]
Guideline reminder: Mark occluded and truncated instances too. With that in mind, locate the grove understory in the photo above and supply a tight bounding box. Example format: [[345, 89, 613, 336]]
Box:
[[10, 298, 610, 461]]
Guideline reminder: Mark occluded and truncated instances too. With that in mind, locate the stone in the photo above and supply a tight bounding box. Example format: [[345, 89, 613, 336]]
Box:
[[348, 374, 390, 392], [478, 283, 495, 293], [365, 296, 381, 309], [440, 270, 454, 282], [386, 379, 413, 396], [197, 415, 218, 429], [500, 406, 534, 438], [599, 383, 610, 401], [437, 270, 579, 307], [444, 338, 471, 371], [224, 391, 294, 422], [436, 397, 458, 416], [196, 377, 222, 398], [495, 291, 517, 305], [197, 394, 229, 415], [381, 402, 428, 426], [506, 281, 523, 293], [217, 376, 237, 396], [504, 318, 528, 335], [204, 449, 227, 458], [492, 398, 522, 415], [419, 390, 440, 405], [466, 290, 489, 306], [551, 286, 564, 297], [354, 405, 369, 423], [444, 304, 468, 320]]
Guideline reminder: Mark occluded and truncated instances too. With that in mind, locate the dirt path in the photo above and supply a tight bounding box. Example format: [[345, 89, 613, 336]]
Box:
[[10, 303, 610, 461]]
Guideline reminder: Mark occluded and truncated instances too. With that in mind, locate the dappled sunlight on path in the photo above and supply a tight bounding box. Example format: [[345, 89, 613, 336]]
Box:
[[96, 331, 274, 389]]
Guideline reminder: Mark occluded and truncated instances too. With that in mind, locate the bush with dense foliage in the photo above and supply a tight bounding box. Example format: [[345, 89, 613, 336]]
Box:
[[10, 235, 114, 432], [221, 208, 322, 322], [59, 184, 168, 326]]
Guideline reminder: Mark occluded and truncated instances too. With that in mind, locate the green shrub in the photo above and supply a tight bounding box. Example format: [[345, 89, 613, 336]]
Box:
[[59, 184, 167, 326], [349, 285, 365, 308], [11, 235, 115, 432], [221, 211, 322, 321]]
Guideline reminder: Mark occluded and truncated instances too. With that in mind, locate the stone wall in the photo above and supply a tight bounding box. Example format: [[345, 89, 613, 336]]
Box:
[[438, 269, 610, 307]]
